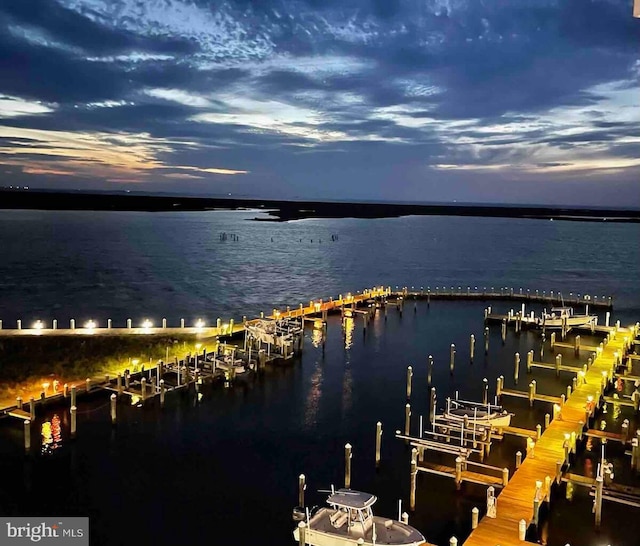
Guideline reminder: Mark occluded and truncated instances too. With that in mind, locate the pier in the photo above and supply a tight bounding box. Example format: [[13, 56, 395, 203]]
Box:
[[462, 322, 638, 546]]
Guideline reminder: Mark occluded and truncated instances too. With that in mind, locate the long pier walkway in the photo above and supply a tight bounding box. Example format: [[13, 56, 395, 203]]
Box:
[[462, 323, 637, 546]]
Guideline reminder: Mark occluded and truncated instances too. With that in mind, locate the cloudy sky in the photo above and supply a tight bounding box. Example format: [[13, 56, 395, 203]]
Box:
[[1, 0, 638, 205]]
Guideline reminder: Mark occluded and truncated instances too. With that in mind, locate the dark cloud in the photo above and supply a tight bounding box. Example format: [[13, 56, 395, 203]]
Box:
[[0, 0, 638, 205]]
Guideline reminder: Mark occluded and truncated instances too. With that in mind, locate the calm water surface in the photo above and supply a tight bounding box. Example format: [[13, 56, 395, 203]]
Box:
[[0, 210, 638, 546]]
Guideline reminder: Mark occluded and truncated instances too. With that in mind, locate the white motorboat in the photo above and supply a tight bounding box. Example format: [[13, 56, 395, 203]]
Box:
[[540, 307, 597, 329], [436, 398, 513, 429], [293, 489, 427, 546]]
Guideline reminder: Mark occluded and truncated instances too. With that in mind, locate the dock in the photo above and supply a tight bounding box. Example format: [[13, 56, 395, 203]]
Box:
[[463, 323, 637, 546]]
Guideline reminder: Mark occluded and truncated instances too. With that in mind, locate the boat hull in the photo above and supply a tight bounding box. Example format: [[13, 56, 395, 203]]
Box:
[[293, 511, 426, 546]]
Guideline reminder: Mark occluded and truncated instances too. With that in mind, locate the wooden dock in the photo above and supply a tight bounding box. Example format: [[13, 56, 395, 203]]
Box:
[[417, 461, 505, 489], [463, 323, 636, 546], [396, 287, 612, 309]]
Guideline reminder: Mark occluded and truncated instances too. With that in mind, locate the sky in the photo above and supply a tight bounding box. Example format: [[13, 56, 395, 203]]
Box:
[[0, 0, 639, 206]]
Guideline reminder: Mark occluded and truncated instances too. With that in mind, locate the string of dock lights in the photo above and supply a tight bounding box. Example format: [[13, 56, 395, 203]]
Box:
[[23, 317, 209, 332]]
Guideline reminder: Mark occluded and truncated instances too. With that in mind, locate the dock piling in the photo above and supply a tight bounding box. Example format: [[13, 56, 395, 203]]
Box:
[[410, 448, 417, 510], [375, 422, 382, 466], [70, 405, 77, 438], [29, 397, 35, 420], [405, 403, 411, 435], [501, 320, 506, 344], [110, 394, 116, 425], [24, 420, 31, 453], [298, 474, 305, 508], [450, 344, 456, 373], [471, 507, 479, 529], [160, 379, 165, 407], [455, 457, 462, 490], [406, 366, 413, 399], [595, 475, 603, 527], [429, 388, 436, 422], [70, 385, 76, 407], [344, 443, 352, 489], [515, 451, 522, 469], [297, 522, 306, 546], [484, 327, 489, 354], [470, 334, 475, 362], [427, 355, 433, 385], [514, 353, 520, 384]]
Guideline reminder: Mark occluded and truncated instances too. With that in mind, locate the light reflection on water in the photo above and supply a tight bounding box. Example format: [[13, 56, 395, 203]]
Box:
[[40, 414, 62, 455], [343, 316, 354, 350]]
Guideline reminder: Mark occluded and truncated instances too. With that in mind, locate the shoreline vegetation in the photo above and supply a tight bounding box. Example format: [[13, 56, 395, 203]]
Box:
[[0, 333, 215, 410], [2, 188, 639, 222]]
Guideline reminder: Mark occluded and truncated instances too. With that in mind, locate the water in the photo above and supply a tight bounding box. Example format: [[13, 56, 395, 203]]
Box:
[[0, 210, 639, 546]]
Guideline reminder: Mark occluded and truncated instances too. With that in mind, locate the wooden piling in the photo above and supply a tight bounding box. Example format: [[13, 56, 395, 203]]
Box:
[[528, 380, 536, 407], [429, 388, 436, 421], [514, 353, 520, 384], [141, 377, 147, 402], [406, 366, 413, 399], [595, 475, 603, 527], [298, 474, 305, 508], [410, 448, 417, 510], [575, 335, 581, 356], [484, 327, 489, 354], [545, 413, 550, 429], [555, 354, 561, 377], [405, 403, 411, 435], [496, 376, 503, 400], [297, 521, 306, 546], [70, 385, 76, 407], [501, 320, 506, 344], [344, 443, 352, 489], [375, 422, 382, 466], [471, 507, 479, 530], [450, 344, 456, 373], [455, 457, 462, 490], [70, 405, 77, 438], [482, 378, 488, 405], [110, 394, 116, 425], [551, 332, 556, 348], [24, 420, 30, 453], [427, 355, 433, 385], [160, 379, 165, 407], [502, 467, 509, 486], [470, 334, 475, 362]]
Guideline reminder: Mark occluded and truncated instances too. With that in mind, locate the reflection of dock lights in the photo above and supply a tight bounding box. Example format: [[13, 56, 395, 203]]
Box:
[[141, 319, 153, 329]]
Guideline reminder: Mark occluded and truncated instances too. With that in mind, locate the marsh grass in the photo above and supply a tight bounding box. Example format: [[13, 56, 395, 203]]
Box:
[[0, 334, 218, 407]]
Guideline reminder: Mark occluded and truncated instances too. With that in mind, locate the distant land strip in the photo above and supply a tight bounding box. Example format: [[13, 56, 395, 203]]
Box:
[[1, 189, 639, 223]]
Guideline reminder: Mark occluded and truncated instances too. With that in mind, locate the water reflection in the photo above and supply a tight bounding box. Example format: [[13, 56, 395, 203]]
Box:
[[304, 359, 323, 429], [40, 414, 62, 455], [312, 321, 325, 348], [343, 316, 354, 350], [342, 354, 352, 419]]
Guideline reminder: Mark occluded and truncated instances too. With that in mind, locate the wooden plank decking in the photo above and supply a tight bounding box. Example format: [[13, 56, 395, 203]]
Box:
[[463, 324, 636, 546]]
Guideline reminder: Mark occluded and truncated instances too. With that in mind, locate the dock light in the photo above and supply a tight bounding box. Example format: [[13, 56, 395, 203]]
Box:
[[141, 319, 153, 329], [195, 319, 205, 329], [33, 320, 44, 330], [42, 382, 50, 395], [195, 343, 202, 351], [84, 320, 96, 331], [132, 359, 140, 366]]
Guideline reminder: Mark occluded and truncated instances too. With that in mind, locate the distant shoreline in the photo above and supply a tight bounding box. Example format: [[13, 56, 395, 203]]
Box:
[[1, 189, 638, 223]]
